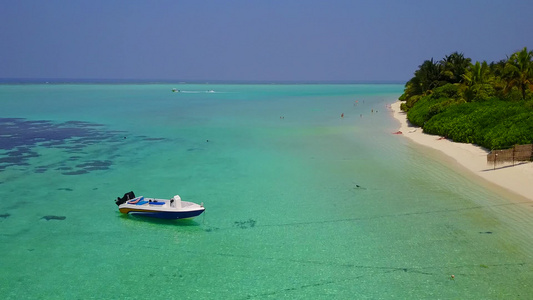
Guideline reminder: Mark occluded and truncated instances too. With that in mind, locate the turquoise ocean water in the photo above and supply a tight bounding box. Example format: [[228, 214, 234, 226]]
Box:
[[1, 84, 532, 299]]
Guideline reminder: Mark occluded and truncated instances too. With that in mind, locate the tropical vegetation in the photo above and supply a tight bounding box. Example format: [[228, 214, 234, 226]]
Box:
[[399, 47, 533, 150]]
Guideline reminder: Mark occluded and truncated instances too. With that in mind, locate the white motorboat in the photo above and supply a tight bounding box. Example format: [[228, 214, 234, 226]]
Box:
[[115, 191, 204, 220]]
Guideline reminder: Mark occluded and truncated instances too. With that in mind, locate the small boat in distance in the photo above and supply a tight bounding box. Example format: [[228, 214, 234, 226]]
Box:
[[115, 191, 205, 220]]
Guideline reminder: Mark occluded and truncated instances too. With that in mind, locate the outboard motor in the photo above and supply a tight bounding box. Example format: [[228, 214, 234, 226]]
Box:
[[115, 191, 136, 206]]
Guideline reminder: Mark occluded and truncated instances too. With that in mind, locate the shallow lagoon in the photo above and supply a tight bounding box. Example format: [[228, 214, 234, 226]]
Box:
[[1, 84, 532, 299]]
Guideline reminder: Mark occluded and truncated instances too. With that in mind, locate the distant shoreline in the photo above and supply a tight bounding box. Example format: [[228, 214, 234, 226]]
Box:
[[0, 78, 406, 85], [390, 100, 533, 202]]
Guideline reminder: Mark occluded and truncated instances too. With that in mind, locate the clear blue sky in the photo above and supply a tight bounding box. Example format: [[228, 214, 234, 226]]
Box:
[[1, 0, 531, 82]]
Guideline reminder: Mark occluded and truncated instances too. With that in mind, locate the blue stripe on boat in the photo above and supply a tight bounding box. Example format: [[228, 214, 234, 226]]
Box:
[[129, 210, 204, 220]]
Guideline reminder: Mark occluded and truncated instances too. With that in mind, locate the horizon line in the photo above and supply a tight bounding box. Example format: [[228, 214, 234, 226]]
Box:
[[0, 78, 407, 85]]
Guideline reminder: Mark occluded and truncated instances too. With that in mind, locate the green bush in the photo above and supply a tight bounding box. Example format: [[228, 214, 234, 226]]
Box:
[[464, 84, 496, 102], [432, 83, 459, 99], [406, 95, 436, 126], [406, 86, 462, 127], [421, 101, 533, 149]]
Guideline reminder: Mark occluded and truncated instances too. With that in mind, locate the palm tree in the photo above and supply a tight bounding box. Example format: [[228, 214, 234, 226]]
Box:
[[401, 58, 442, 99], [486, 60, 508, 98], [416, 58, 443, 93], [461, 61, 492, 101], [490, 59, 506, 78], [462, 61, 489, 86], [441, 52, 471, 84], [504, 47, 533, 100]]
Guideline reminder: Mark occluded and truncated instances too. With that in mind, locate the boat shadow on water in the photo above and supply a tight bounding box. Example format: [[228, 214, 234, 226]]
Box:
[[117, 213, 204, 227]]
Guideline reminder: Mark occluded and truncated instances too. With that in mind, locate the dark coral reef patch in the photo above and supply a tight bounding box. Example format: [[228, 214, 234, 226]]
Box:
[[0, 118, 166, 175]]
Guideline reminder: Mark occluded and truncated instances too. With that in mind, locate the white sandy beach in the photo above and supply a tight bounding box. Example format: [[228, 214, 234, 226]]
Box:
[[390, 100, 533, 202]]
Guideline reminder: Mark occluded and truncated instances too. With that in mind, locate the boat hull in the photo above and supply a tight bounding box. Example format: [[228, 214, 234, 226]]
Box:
[[117, 197, 205, 220], [119, 207, 205, 220]]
